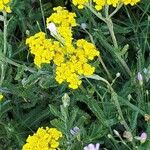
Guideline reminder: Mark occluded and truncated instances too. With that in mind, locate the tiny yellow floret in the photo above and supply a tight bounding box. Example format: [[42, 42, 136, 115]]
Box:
[[0, 94, 4, 101]]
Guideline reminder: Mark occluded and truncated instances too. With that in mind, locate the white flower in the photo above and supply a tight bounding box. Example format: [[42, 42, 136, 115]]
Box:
[[84, 143, 100, 150], [47, 22, 57, 36]]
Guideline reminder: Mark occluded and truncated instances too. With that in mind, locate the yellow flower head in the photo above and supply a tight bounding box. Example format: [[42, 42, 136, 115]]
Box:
[[72, 0, 141, 10], [47, 6, 76, 27], [26, 6, 100, 89], [46, 7, 76, 44], [26, 32, 55, 68], [0, 0, 11, 13], [72, 0, 89, 9], [22, 127, 62, 150]]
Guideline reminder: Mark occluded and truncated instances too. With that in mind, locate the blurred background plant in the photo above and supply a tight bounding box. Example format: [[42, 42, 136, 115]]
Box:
[[0, 0, 149, 149]]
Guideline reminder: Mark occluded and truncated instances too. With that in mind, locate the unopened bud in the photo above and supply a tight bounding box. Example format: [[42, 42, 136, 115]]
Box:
[[143, 68, 148, 74], [107, 134, 112, 138], [81, 23, 87, 30], [113, 130, 120, 137], [123, 131, 133, 142], [26, 30, 30, 36], [47, 22, 57, 36], [144, 114, 150, 121], [62, 93, 70, 107], [116, 72, 121, 78], [140, 132, 147, 143], [128, 94, 132, 101], [137, 72, 143, 86]]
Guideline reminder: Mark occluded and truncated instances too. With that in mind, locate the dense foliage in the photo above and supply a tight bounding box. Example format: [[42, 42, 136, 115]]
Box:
[[0, 0, 150, 149]]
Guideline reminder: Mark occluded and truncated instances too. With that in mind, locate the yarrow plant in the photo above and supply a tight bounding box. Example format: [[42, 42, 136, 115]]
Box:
[[0, 0, 149, 150], [22, 127, 62, 150], [26, 6, 99, 89]]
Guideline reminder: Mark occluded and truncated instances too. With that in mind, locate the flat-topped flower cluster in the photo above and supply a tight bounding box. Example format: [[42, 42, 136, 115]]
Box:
[[22, 127, 62, 150], [72, 0, 140, 10], [26, 7, 99, 89]]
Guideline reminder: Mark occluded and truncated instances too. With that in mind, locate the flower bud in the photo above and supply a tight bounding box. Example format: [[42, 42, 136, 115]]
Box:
[[116, 72, 121, 77], [140, 132, 147, 143], [81, 23, 87, 30], [113, 129, 120, 137], [123, 131, 133, 142], [62, 93, 70, 107], [47, 22, 57, 36], [137, 72, 143, 86]]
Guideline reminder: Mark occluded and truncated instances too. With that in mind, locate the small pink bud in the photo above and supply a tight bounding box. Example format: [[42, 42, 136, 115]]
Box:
[[137, 72, 143, 86], [140, 132, 147, 143]]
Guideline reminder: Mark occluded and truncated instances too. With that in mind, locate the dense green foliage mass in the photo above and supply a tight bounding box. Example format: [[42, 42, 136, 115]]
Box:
[[0, 0, 149, 149]]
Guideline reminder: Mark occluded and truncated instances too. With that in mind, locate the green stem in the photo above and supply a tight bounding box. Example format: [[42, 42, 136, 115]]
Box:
[[104, 6, 118, 49], [83, 28, 112, 80], [88, 76, 135, 149], [98, 56, 112, 80], [117, 55, 131, 76], [95, 31, 131, 76], [86, 75, 135, 144], [109, 3, 123, 18], [105, 18, 118, 49], [86, 4, 131, 76], [86, 4, 106, 23], [39, 0, 47, 34], [0, 11, 7, 86]]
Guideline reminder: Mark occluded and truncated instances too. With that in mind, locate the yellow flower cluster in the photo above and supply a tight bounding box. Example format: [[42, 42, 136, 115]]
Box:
[[22, 127, 62, 150], [26, 32, 55, 68], [46, 6, 77, 44], [72, 0, 141, 10], [26, 7, 99, 89], [72, 0, 89, 9], [55, 39, 99, 89], [0, 0, 11, 13]]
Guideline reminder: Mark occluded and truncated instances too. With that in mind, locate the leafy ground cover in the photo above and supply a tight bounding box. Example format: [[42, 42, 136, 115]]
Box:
[[0, 0, 150, 149]]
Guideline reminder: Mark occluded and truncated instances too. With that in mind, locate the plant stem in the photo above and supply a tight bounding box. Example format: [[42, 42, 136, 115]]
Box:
[[86, 4, 131, 76], [39, 0, 47, 34], [98, 56, 112, 80], [83, 28, 112, 80], [95, 31, 131, 77], [86, 75, 136, 148], [109, 3, 123, 18], [0, 11, 7, 86], [86, 4, 106, 23], [105, 18, 118, 49], [117, 55, 131, 76]]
